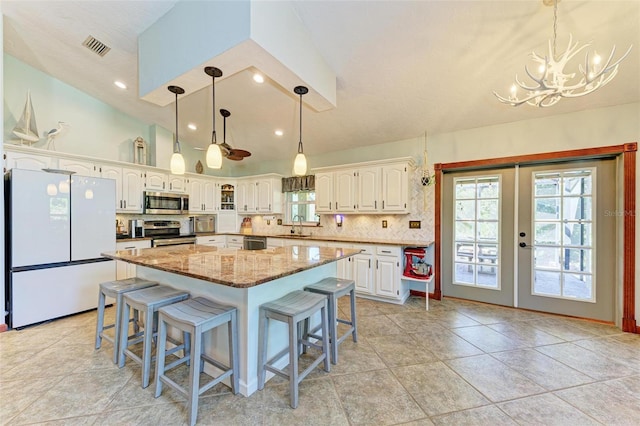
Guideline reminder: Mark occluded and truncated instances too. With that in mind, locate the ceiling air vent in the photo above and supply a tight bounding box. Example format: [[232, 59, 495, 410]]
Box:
[[82, 35, 111, 57]]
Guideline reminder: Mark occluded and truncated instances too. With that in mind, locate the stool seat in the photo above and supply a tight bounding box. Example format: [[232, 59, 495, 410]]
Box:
[[304, 277, 357, 364], [258, 290, 330, 408], [118, 285, 190, 388], [155, 297, 239, 426], [95, 277, 158, 364]]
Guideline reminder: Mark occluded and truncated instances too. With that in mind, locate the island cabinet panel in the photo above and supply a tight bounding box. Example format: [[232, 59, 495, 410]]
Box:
[[115, 240, 151, 279]]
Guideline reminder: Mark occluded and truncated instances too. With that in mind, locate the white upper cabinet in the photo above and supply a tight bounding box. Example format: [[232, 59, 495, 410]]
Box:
[[335, 170, 357, 212], [381, 163, 409, 213], [357, 166, 379, 212], [58, 158, 98, 176], [4, 150, 52, 172], [100, 164, 143, 213], [144, 170, 167, 192], [189, 176, 217, 213], [256, 177, 282, 213], [315, 173, 334, 213], [237, 179, 256, 213], [167, 175, 187, 193], [188, 178, 203, 213], [312, 158, 412, 215]]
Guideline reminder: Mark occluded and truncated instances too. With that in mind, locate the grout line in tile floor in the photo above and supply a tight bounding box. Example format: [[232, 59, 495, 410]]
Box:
[[1, 296, 639, 425]]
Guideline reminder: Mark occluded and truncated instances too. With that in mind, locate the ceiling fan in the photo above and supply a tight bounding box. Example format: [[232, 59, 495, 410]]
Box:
[[218, 109, 251, 161], [193, 108, 251, 161]]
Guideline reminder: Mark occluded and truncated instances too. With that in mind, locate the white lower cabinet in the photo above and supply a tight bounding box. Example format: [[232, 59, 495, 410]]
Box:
[[226, 236, 244, 248], [345, 244, 405, 302], [267, 238, 285, 248], [115, 240, 151, 279], [196, 235, 225, 248]]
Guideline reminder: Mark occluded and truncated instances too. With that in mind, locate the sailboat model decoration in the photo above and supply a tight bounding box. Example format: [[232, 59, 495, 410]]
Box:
[[12, 90, 40, 145]]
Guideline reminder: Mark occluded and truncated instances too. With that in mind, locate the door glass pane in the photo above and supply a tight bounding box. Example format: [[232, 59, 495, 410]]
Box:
[[532, 169, 595, 302], [535, 223, 561, 245], [453, 176, 500, 289]]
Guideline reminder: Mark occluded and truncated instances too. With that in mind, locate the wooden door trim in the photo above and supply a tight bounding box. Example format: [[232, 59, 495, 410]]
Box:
[[434, 143, 637, 333]]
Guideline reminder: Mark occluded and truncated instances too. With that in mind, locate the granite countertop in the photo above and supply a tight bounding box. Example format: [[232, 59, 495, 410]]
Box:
[[201, 232, 433, 247], [102, 245, 361, 288]]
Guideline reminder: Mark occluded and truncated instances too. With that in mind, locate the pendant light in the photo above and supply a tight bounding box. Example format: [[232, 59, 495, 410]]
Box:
[[293, 85, 308, 176], [168, 85, 186, 175], [205, 66, 223, 169]]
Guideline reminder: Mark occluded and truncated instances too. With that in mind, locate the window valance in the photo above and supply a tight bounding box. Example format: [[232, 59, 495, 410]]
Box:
[[282, 175, 315, 192]]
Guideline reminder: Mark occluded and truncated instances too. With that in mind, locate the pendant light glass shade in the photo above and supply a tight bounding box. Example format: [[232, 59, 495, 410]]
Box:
[[205, 66, 223, 169], [293, 86, 309, 176], [168, 85, 186, 175], [206, 144, 222, 169], [170, 152, 186, 175]]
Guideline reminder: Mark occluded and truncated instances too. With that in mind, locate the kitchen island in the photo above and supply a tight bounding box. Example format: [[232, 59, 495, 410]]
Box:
[[101, 244, 360, 396]]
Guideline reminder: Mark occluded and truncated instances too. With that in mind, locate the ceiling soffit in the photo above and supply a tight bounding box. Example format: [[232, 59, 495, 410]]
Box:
[[138, 0, 336, 112]]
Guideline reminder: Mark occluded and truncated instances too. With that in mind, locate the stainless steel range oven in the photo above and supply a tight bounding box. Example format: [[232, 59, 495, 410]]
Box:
[[143, 220, 196, 247]]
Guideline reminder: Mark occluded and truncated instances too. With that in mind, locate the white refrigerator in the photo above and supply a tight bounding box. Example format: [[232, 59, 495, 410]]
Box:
[[5, 168, 116, 328]]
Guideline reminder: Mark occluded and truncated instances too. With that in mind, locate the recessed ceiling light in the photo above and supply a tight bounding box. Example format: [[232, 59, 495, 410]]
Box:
[[253, 73, 265, 84], [188, 123, 197, 131], [274, 130, 283, 136], [114, 80, 127, 89]]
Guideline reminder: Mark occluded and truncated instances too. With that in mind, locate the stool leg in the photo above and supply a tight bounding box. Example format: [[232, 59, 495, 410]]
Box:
[[320, 303, 330, 373], [257, 309, 268, 391], [95, 290, 106, 350], [350, 289, 358, 343], [141, 307, 154, 388], [154, 315, 168, 398], [329, 295, 338, 365], [112, 293, 124, 364], [289, 316, 299, 409], [229, 310, 240, 394], [118, 300, 131, 368], [187, 325, 202, 426]]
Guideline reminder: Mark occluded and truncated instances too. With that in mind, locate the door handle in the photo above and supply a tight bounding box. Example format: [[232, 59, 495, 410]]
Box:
[[519, 242, 532, 249]]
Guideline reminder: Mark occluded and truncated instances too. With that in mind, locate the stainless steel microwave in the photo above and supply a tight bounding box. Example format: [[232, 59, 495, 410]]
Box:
[[143, 191, 189, 215]]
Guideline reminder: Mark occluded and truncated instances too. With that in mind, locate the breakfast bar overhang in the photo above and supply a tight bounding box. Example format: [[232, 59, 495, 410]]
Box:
[[102, 244, 360, 396]]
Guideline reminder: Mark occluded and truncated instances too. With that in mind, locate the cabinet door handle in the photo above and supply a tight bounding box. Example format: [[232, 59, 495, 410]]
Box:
[[375, 200, 377, 209], [329, 202, 332, 210], [376, 260, 379, 269], [124, 200, 127, 209], [269, 204, 271, 210], [336, 202, 339, 209], [382, 200, 385, 209], [124, 246, 135, 249], [382, 250, 391, 254], [368, 259, 371, 268]]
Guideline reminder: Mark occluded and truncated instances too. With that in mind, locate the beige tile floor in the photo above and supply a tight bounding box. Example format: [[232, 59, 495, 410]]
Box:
[[1, 296, 639, 425]]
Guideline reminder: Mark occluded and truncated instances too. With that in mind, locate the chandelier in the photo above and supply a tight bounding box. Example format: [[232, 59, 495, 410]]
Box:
[[494, 0, 632, 108]]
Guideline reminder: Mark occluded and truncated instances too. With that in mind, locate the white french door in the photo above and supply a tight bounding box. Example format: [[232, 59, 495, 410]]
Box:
[[441, 158, 617, 321]]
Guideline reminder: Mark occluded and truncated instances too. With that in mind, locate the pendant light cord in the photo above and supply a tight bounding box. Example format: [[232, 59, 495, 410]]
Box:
[[298, 92, 303, 154], [552, 0, 558, 59], [212, 76, 217, 144], [174, 92, 180, 153]]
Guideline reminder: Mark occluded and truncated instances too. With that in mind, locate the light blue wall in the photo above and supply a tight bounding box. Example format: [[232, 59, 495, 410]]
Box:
[[4, 54, 153, 163]]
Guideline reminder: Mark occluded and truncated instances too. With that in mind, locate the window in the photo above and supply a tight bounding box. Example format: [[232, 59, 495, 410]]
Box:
[[286, 191, 319, 224], [453, 176, 501, 289]]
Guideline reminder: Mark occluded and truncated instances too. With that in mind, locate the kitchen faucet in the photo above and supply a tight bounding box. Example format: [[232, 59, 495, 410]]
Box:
[[291, 215, 303, 235]]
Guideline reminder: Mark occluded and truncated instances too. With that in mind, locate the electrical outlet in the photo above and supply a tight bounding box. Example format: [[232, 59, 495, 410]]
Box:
[[382, 220, 388, 228], [277, 218, 283, 225], [409, 220, 421, 229]]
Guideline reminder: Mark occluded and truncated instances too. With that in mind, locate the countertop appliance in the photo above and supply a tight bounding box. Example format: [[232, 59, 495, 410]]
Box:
[[243, 235, 267, 250], [191, 215, 215, 234], [4, 169, 116, 328], [144, 220, 196, 247], [143, 191, 189, 215]]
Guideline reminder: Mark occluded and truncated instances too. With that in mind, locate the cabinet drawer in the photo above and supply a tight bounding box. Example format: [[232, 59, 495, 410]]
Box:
[[196, 236, 225, 245], [376, 246, 401, 256], [116, 240, 151, 250], [353, 245, 375, 255], [227, 236, 243, 244]]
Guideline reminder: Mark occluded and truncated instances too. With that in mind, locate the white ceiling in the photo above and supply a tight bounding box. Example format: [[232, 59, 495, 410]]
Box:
[[3, 0, 639, 163]]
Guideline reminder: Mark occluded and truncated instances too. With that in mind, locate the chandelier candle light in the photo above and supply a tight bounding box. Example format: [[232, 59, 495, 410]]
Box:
[[494, 0, 632, 107], [205, 66, 224, 169], [293, 85, 309, 176], [168, 85, 186, 175]]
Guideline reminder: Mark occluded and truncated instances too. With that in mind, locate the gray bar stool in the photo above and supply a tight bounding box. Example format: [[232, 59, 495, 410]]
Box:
[[258, 290, 330, 408], [154, 297, 239, 426], [95, 277, 158, 364], [304, 277, 358, 364], [118, 285, 190, 388]]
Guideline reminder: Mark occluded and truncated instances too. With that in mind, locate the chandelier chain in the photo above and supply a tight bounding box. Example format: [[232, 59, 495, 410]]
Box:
[[552, 0, 558, 58]]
